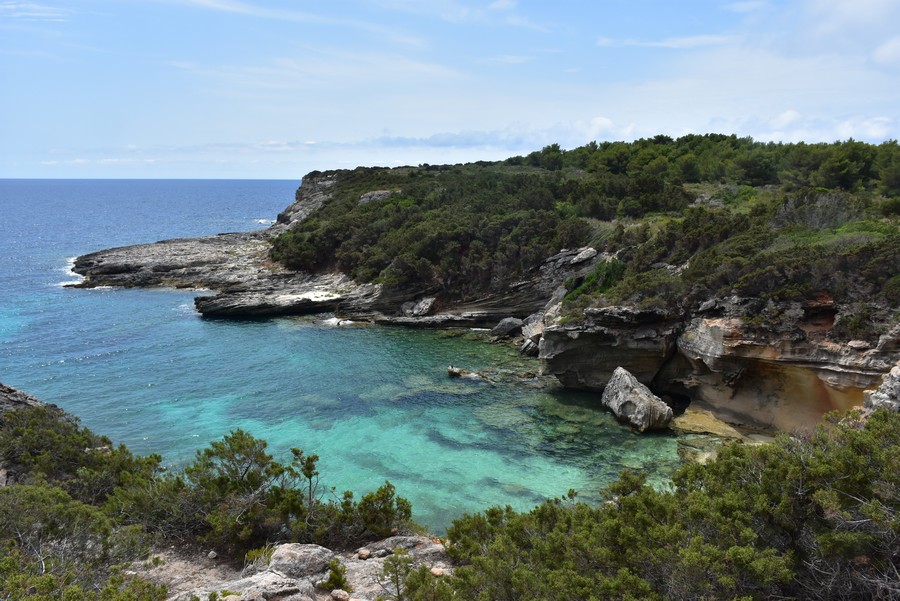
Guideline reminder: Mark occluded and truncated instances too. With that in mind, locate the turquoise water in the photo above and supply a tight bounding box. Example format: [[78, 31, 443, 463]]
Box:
[[0, 179, 681, 531]]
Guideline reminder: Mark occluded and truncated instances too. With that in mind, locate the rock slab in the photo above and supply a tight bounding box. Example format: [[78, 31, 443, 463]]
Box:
[[601, 367, 673, 432]]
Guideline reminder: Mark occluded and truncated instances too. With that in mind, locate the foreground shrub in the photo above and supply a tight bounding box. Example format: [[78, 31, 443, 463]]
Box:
[[442, 409, 900, 601]]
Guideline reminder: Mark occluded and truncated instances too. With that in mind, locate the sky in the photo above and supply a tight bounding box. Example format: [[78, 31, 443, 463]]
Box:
[[1, 0, 899, 179]]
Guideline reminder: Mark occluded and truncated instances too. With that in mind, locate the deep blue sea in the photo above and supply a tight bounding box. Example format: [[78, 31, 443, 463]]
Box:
[[0, 179, 682, 532]]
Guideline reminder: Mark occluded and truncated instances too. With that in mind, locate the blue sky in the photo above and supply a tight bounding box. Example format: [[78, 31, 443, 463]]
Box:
[[2, 0, 899, 178]]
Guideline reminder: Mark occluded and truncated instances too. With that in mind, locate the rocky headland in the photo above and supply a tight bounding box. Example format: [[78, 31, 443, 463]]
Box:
[[70, 172, 900, 432]]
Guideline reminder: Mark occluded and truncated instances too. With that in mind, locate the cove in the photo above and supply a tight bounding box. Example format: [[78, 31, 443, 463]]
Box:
[[1, 179, 684, 533]]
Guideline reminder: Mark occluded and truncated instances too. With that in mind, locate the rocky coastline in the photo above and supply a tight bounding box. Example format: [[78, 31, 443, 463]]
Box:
[[69, 174, 900, 431]]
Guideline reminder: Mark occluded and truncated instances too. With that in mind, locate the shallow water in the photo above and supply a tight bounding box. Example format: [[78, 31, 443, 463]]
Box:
[[1, 179, 682, 532]]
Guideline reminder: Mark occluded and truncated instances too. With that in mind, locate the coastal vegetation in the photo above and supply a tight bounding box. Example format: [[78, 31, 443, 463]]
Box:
[[1, 403, 897, 599], [0, 405, 412, 599], [271, 135, 900, 337]]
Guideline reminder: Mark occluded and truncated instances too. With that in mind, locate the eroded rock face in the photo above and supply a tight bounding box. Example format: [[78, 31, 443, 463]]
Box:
[[864, 359, 900, 413], [601, 367, 673, 432], [540, 306, 680, 390], [670, 317, 897, 431], [539, 298, 900, 431]]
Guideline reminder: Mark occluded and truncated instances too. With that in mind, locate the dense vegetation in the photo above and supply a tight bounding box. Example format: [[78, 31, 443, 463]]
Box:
[[0, 405, 413, 599], [271, 164, 594, 299], [2, 403, 898, 600], [414, 410, 899, 601], [271, 136, 900, 338]]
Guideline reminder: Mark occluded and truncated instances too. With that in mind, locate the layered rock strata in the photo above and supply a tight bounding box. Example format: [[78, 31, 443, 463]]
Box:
[[539, 296, 900, 431], [0, 382, 44, 415]]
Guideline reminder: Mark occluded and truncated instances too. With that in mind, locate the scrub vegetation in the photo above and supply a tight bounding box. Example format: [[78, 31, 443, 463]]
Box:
[[0, 405, 412, 599], [271, 135, 900, 338], [2, 404, 897, 600]]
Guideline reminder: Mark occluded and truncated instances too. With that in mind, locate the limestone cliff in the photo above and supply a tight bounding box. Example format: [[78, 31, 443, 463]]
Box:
[[538, 293, 900, 431]]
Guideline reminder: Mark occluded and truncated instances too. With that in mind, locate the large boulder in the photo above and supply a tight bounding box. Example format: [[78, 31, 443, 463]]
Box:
[[601, 367, 673, 432], [268, 543, 334, 579], [491, 317, 524, 339]]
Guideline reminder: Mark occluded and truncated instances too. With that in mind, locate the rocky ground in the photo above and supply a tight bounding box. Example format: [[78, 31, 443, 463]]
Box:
[[131, 536, 452, 601]]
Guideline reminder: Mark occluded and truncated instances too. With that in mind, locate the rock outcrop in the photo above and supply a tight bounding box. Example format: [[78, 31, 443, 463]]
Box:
[[70, 173, 598, 325], [667, 317, 897, 431], [538, 297, 900, 431], [540, 306, 681, 389], [161, 536, 450, 601], [601, 367, 673, 432], [0, 382, 43, 415], [864, 359, 900, 413]]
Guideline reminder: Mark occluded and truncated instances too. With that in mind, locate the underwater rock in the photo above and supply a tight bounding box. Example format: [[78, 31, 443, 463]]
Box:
[[447, 366, 487, 380]]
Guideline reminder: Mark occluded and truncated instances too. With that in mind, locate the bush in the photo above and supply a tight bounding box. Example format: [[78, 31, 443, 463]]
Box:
[[442, 409, 900, 601]]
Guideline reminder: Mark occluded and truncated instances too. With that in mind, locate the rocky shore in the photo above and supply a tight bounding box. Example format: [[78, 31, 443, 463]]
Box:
[[69, 174, 900, 431]]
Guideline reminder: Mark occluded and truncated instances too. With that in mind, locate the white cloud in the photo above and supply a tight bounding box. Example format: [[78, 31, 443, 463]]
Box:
[[488, 0, 516, 9], [596, 34, 735, 49], [771, 110, 802, 129], [836, 116, 893, 140], [644, 35, 735, 49]]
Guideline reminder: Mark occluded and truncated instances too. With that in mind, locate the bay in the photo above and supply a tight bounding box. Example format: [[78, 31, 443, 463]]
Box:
[[0, 179, 681, 531]]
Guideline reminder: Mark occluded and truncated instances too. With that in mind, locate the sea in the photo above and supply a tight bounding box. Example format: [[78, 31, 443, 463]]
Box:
[[0, 179, 683, 532]]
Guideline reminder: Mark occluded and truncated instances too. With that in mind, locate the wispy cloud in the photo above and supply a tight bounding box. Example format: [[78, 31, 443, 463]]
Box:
[[179, 0, 324, 23], [725, 1, 769, 13], [486, 54, 531, 64], [597, 34, 735, 49], [873, 35, 900, 66], [176, 0, 426, 48], [0, 1, 69, 21]]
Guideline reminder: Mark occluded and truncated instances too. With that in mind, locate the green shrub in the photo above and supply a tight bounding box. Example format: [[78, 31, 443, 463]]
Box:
[[440, 409, 900, 601], [323, 557, 351, 592]]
